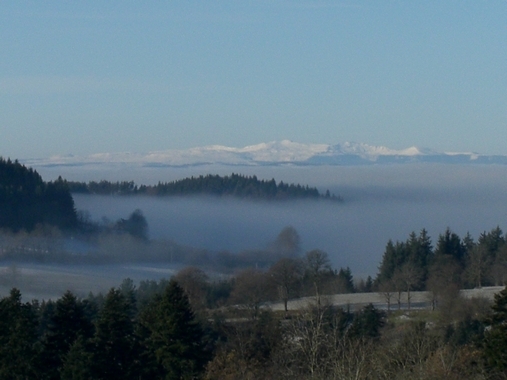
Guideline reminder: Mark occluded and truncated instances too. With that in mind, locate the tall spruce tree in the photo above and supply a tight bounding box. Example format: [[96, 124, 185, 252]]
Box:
[[0, 288, 39, 379], [376, 240, 406, 285], [483, 286, 507, 373], [434, 228, 466, 264], [138, 280, 209, 380], [39, 291, 93, 380], [59, 335, 95, 380], [337, 267, 355, 293], [91, 288, 139, 379], [376, 230, 433, 289]]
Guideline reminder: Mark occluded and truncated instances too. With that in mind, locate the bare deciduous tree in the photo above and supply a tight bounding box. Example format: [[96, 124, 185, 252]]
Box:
[[378, 279, 395, 312], [173, 266, 209, 311], [398, 263, 423, 310], [466, 245, 491, 288], [281, 305, 330, 378], [230, 269, 269, 318], [272, 226, 301, 258], [426, 256, 461, 311], [305, 249, 331, 309], [268, 257, 304, 314]]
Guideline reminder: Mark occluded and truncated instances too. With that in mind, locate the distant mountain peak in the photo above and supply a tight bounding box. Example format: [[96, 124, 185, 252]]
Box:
[[332, 142, 434, 157], [21, 141, 507, 168]]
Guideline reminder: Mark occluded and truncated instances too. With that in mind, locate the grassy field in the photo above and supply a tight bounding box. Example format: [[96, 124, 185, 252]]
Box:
[[1, 262, 503, 309]]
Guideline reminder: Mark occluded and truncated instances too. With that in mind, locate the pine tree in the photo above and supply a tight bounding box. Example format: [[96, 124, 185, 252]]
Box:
[[349, 304, 385, 339], [91, 288, 139, 379], [483, 286, 507, 372], [138, 280, 209, 380], [337, 267, 354, 293], [59, 335, 95, 380], [407, 229, 433, 285], [434, 228, 466, 264], [0, 288, 39, 379], [376, 239, 406, 284], [39, 291, 93, 379], [376, 230, 433, 289]]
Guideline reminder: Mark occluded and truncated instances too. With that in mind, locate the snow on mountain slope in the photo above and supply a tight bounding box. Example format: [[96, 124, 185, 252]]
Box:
[[20, 141, 507, 168], [238, 140, 330, 162]]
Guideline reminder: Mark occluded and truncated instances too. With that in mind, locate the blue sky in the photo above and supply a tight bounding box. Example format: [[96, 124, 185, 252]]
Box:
[[1, 1, 506, 158]]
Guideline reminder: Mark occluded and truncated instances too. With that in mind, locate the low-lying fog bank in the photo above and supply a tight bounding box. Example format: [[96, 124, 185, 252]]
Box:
[[63, 164, 507, 279]]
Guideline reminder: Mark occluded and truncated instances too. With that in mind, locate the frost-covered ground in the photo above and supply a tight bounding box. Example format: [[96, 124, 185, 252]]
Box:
[[0, 263, 183, 301], [267, 287, 504, 312], [1, 261, 503, 306]]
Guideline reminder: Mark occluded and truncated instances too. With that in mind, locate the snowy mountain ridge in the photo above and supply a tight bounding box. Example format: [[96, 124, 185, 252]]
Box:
[[20, 140, 507, 168]]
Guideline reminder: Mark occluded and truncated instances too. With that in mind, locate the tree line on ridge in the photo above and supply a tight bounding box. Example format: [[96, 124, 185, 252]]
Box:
[[66, 173, 341, 201]]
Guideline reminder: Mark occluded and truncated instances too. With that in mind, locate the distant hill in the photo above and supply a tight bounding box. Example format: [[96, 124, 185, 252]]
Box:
[[21, 140, 507, 168], [67, 173, 341, 201], [0, 158, 78, 232]]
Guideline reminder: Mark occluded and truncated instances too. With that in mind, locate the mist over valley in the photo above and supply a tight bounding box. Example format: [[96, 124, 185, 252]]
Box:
[[3, 163, 507, 300], [55, 164, 507, 275]]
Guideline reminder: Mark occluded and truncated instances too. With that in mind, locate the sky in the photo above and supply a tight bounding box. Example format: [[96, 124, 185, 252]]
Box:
[[1, 1, 506, 159]]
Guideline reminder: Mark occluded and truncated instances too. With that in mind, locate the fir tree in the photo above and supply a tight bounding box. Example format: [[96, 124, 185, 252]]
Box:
[[337, 267, 355, 293], [0, 288, 39, 379], [91, 288, 139, 379], [483, 286, 507, 372], [138, 280, 209, 379], [59, 335, 95, 380], [349, 304, 385, 339], [39, 291, 93, 380]]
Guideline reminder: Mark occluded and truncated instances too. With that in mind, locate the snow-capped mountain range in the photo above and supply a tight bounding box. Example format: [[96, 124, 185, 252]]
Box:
[[21, 140, 507, 168]]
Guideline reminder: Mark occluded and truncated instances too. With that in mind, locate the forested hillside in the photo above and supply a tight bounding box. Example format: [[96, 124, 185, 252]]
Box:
[[0, 158, 77, 232], [67, 173, 341, 201]]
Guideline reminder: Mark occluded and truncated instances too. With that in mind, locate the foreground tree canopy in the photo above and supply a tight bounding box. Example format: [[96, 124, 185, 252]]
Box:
[[0, 281, 209, 380], [1, 278, 506, 380]]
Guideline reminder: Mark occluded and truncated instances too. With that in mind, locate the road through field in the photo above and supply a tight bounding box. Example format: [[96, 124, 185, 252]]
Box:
[[267, 287, 504, 312]]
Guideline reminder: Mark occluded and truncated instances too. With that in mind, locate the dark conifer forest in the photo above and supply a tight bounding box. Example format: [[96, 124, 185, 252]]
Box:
[[67, 173, 341, 201], [0, 158, 77, 232]]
